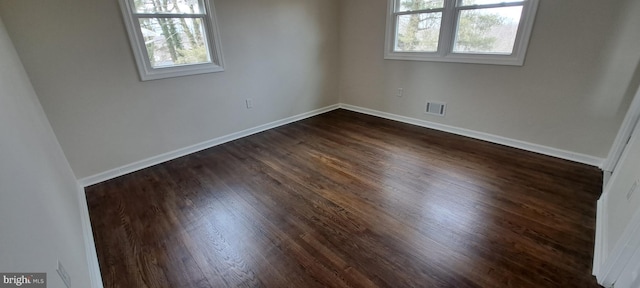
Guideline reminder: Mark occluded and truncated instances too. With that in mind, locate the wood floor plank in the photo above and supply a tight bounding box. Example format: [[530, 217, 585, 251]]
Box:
[[86, 109, 602, 287], [246, 125, 588, 280], [233, 131, 549, 287]]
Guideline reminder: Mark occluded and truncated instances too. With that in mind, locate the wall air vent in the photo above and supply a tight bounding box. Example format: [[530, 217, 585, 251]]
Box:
[[425, 102, 446, 116]]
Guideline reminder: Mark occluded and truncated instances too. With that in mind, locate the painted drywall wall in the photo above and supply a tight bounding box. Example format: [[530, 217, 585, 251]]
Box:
[[0, 0, 340, 179], [338, 0, 638, 158], [0, 17, 92, 288]]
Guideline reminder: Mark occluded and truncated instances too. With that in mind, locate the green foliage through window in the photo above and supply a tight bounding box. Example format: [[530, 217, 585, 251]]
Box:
[[135, 0, 211, 68], [398, 0, 444, 11]]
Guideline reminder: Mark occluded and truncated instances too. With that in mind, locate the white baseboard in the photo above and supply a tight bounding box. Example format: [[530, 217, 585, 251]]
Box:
[[79, 104, 340, 187], [603, 171, 613, 191], [79, 102, 604, 187], [339, 104, 604, 167], [593, 196, 607, 278], [76, 182, 104, 288]]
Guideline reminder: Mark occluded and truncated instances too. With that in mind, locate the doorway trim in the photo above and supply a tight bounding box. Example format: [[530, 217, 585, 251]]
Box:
[[603, 87, 640, 173]]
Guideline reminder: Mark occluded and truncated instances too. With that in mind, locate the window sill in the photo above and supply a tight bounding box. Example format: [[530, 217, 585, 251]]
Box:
[[383, 52, 526, 66], [137, 63, 225, 81]]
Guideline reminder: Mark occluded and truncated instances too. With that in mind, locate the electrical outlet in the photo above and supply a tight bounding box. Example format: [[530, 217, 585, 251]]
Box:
[[245, 98, 253, 109], [396, 88, 403, 97], [628, 180, 638, 200], [57, 260, 71, 288]]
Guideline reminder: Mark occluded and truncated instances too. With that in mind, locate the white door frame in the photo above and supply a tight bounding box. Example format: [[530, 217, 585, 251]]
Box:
[[603, 87, 640, 172], [595, 114, 640, 287]]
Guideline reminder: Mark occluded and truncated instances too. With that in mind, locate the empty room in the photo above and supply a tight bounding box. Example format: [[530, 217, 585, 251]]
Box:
[[2, 0, 640, 287]]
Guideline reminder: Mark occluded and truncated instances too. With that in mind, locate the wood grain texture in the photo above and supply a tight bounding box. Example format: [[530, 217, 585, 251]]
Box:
[[86, 109, 602, 288]]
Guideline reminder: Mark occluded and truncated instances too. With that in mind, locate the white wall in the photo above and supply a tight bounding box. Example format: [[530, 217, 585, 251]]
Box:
[[0, 0, 340, 179], [338, 0, 638, 158], [0, 17, 92, 288]]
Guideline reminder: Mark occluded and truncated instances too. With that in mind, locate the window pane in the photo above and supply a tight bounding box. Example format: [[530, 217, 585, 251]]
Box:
[[397, 0, 444, 12], [395, 12, 442, 52], [133, 0, 203, 14], [139, 17, 211, 68], [457, 0, 524, 7], [452, 6, 522, 54]]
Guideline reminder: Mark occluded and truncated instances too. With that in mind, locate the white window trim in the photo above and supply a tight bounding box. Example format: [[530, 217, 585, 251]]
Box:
[[118, 0, 225, 81], [384, 0, 539, 66]]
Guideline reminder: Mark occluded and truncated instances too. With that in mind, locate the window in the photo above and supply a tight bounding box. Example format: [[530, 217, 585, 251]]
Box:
[[119, 0, 224, 81], [384, 0, 539, 66]]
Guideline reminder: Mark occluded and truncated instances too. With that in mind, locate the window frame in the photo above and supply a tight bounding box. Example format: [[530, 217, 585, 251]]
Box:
[[118, 0, 225, 81], [384, 0, 539, 66]]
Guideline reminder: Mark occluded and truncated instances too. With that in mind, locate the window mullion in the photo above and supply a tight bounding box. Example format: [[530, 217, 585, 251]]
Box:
[[438, 0, 457, 57]]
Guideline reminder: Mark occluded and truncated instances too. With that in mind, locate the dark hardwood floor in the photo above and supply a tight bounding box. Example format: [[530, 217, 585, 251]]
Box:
[[86, 109, 602, 288]]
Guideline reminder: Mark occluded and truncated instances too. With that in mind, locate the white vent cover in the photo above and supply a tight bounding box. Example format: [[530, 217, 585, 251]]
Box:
[[425, 102, 446, 116]]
